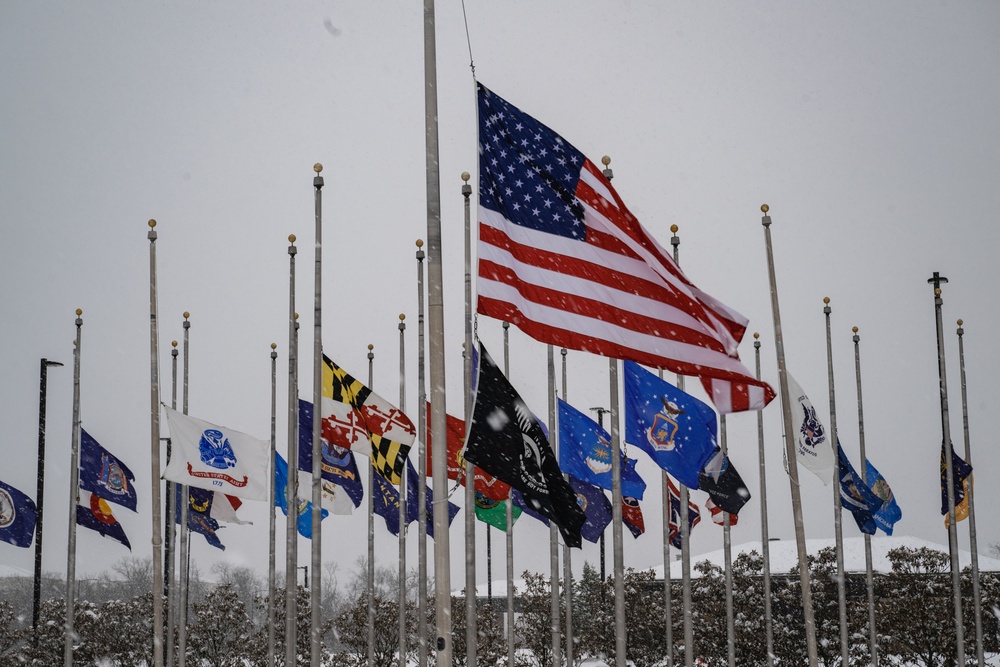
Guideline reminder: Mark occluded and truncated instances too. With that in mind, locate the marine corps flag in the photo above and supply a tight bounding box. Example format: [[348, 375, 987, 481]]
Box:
[[464, 341, 586, 548], [424, 403, 512, 501], [321, 355, 415, 485]]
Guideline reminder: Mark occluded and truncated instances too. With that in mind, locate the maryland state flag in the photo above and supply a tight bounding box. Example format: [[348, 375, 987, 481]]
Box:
[[321, 355, 415, 484]]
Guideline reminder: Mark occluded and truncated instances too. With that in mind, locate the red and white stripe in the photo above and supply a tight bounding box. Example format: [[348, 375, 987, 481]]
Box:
[[477, 158, 774, 412]]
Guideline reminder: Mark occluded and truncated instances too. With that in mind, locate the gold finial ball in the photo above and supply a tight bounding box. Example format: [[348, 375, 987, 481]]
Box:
[[601, 155, 611, 166], [368, 343, 374, 351], [294, 312, 299, 320], [852, 326, 858, 333], [416, 239, 424, 248], [957, 318, 964, 326], [172, 340, 178, 348], [148, 219, 157, 228], [399, 313, 405, 321], [935, 288, 942, 296], [289, 234, 296, 243], [670, 224, 679, 234], [313, 163, 323, 174], [461, 171, 470, 182], [183, 311, 190, 319], [761, 204, 769, 213], [823, 296, 830, 305], [75, 308, 83, 316], [753, 332, 759, 340], [271, 342, 277, 350]]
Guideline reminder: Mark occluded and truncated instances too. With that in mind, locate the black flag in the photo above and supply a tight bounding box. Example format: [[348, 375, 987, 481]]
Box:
[[697, 447, 750, 523], [464, 342, 586, 548]]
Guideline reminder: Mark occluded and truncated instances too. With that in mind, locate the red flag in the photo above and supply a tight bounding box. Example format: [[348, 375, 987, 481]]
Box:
[[476, 83, 774, 413], [622, 496, 645, 538], [424, 404, 511, 501]]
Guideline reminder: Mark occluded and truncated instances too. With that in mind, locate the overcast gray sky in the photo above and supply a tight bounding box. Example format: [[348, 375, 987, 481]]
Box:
[[2, 2, 998, 589]]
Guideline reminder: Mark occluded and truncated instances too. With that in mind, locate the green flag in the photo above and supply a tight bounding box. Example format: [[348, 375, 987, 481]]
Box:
[[475, 491, 521, 531]]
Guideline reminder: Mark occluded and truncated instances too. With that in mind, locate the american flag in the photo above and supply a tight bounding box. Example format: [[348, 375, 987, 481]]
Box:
[[476, 83, 774, 412]]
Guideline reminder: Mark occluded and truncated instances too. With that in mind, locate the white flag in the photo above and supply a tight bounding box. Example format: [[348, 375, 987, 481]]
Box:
[[163, 406, 271, 501], [297, 471, 355, 516], [785, 373, 834, 486]]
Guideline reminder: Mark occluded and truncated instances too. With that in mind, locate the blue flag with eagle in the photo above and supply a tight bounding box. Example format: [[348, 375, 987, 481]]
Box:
[[77, 430, 136, 549], [558, 399, 646, 500]]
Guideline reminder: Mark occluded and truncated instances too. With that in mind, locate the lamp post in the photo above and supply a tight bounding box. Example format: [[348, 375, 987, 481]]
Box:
[[32, 357, 63, 634]]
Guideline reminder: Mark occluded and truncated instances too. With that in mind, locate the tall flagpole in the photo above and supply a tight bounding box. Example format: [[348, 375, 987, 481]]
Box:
[[720, 415, 735, 667], [503, 321, 517, 667], [760, 205, 819, 667], [928, 272, 965, 665], [62, 309, 83, 667], [285, 235, 299, 667], [268, 342, 278, 667], [148, 218, 165, 667], [753, 333, 775, 667], [165, 341, 178, 667], [310, 163, 325, 666], [851, 326, 878, 667], [178, 312, 192, 667], [560, 347, 573, 667], [548, 345, 561, 667], [368, 343, 376, 667], [462, 171, 478, 667], [415, 239, 429, 667], [957, 319, 984, 667], [600, 156, 626, 667], [33, 357, 63, 637], [398, 315, 408, 667], [823, 297, 850, 667]]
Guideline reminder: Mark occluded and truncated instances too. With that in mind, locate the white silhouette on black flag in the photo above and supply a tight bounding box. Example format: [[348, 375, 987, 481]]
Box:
[[464, 341, 586, 548]]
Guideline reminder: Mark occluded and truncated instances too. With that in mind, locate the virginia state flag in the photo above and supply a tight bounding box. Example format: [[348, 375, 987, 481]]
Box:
[[275, 452, 328, 539], [298, 399, 364, 513], [558, 399, 646, 500], [865, 459, 902, 535], [623, 361, 717, 489], [0, 479, 37, 548]]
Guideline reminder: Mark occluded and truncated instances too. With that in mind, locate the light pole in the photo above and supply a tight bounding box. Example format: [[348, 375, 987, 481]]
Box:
[[32, 357, 63, 634]]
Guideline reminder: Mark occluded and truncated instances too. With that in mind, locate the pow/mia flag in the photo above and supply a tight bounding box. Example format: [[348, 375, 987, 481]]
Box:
[[464, 342, 585, 548]]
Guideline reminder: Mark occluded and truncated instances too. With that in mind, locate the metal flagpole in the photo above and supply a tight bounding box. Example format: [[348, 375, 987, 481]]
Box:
[[462, 171, 478, 667], [398, 315, 407, 667], [589, 407, 610, 587], [548, 345, 561, 667], [760, 205, 819, 667], [268, 342, 278, 667], [33, 357, 62, 637], [957, 319, 984, 667], [600, 157, 626, 667], [851, 326, 878, 667], [285, 236, 299, 667], [178, 313, 192, 667], [368, 344, 376, 667], [148, 218, 166, 667], [424, 1, 454, 660], [503, 322, 517, 667], [415, 240, 428, 667], [166, 341, 178, 667], [62, 310, 83, 667], [720, 414, 735, 667], [753, 333, 775, 667], [561, 347, 573, 667], [928, 272, 965, 665], [310, 163, 325, 666], [823, 297, 850, 667]]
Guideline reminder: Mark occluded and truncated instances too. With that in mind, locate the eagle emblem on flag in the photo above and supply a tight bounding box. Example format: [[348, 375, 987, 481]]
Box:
[[647, 399, 684, 453], [99, 454, 129, 496], [199, 429, 237, 470]]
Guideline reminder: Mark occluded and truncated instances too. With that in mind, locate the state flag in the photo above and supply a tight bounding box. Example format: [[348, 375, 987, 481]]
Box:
[[837, 442, 884, 535], [80, 429, 137, 511], [568, 476, 612, 544], [274, 452, 328, 538], [0, 479, 37, 548], [622, 496, 645, 539], [865, 459, 902, 535], [298, 399, 363, 512]]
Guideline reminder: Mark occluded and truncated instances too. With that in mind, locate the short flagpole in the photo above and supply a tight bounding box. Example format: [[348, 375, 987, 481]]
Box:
[[178, 313, 192, 667], [398, 315, 408, 667], [547, 344, 561, 667], [760, 205, 819, 667], [852, 326, 879, 667], [368, 343, 376, 667], [165, 341, 178, 667], [600, 157, 626, 667], [957, 319, 984, 667], [268, 342, 278, 667], [928, 272, 964, 665], [148, 218, 166, 667], [310, 163, 325, 666], [33, 357, 63, 638], [822, 297, 850, 667], [561, 347, 573, 667], [285, 235, 299, 667], [753, 333, 775, 667], [415, 240, 429, 667], [462, 171, 478, 667], [503, 322, 517, 667], [62, 309, 83, 667], [720, 414, 735, 667]]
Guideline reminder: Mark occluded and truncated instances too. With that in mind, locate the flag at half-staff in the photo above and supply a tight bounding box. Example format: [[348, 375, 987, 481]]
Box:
[[698, 446, 751, 525], [622, 496, 645, 539], [298, 398, 364, 514], [425, 403, 512, 501], [174, 485, 226, 550], [406, 460, 459, 539], [77, 429, 137, 550], [865, 459, 902, 535], [667, 476, 700, 549], [0, 479, 37, 548], [162, 406, 271, 501], [941, 441, 973, 528], [837, 443, 884, 535], [275, 453, 329, 538], [785, 372, 836, 485], [557, 398, 646, 500], [464, 341, 586, 548], [567, 476, 612, 544], [474, 82, 774, 413], [320, 355, 415, 485]]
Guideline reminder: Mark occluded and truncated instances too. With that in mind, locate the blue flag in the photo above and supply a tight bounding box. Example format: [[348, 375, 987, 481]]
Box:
[[865, 459, 902, 535], [373, 469, 408, 536], [274, 452, 328, 539], [405, 460, 459, 539], [666, 476, 700, 549], [568, 476, 612, 544], [0, 479, 37, 548], [80, 429, 137, 512], [512, 489, 550, 526], [298, 399, 364, 510], [558, 399, 647, 500], [623, 361, 717, 489], [837, 443, 884, 535], [174, 485, 225, 550], [940, 440, 973, 516]]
